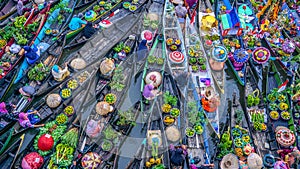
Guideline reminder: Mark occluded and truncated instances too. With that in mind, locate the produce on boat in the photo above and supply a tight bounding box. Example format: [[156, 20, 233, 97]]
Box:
[[0, 0, 299, 169]]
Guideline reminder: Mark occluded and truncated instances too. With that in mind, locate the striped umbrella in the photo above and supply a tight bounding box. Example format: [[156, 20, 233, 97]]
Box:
[[252, 47, 270, 64]]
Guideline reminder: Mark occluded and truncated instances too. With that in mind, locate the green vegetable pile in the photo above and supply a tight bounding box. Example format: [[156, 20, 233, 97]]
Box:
[[34, 121, 67, 156], [28, 63, 50, 81], [217, 131, 233, 158], [48, 128, 78, 168], [110, 65, 126, 92]]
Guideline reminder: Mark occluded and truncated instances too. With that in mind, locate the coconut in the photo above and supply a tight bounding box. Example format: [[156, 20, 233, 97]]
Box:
[[21, 152, 44, 169], [37, 134, 54, 151]]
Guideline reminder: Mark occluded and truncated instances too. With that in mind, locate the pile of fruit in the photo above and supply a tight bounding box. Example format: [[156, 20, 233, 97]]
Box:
[[64, 106, 74, 116], [163, 115, 175, 125], [145, 157, 162, 168], [77, 71, 90, 84], [56, 113, 68, 125], [67, 79, 78, 89], [60, 88, 72, 99], [104, 93, 117, 104]]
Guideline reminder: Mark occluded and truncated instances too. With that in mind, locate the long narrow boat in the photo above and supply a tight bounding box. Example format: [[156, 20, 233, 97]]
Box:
[[70, 38, 138, 168], [243, 65, 278, 158], [0, 5, 52, 100], [227, 92, 260, 167], [57, 0, 131, 44], [13, 0, 78, 84], [198, 1, 227, 94], [217, 1, 249, 86], [262, 61, 297, 165], [11, 63, 99, 169], [185, 76, 218, 168], [140, 33, 166, 125], [0, 0, 30, 21], [158, 68, 187, 168], [163, 0, 189, 96], [185, 16, 221, 136], [140, 101, 171, 169], [35, 7, 147, 97], [65, 0, 149, 49]]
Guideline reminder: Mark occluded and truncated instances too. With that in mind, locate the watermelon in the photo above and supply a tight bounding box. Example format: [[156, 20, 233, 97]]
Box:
[[37, 134, 54, 151]]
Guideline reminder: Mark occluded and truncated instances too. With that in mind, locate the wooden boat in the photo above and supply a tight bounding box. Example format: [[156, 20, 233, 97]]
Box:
[[0, 0, 30, 21], [57, 0, 129, 44], [185, 16, 221, 135], [0, 128, 13, 155], [13, 0, 78, 84], [0, 4, 53, 101], [139, 101, 171, 169], [63, 7, 131, 49], [64, 0, 149, 49], [11, 64, 99, 169], [11, 60, 100, 137], [163, 0, 189, 96], [70, 43, 138, 168], [0, 133, 27, 168], [35, 8, 147, 97], [263, 61, 296, 156], [140, 34, 166, 126], [243, 65, 278, 157], [185, 76, 218, 168], [227, 93, 262, 168]]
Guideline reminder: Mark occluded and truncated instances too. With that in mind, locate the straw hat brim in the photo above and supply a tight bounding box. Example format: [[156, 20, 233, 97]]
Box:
[[220, 153, 239, 169]]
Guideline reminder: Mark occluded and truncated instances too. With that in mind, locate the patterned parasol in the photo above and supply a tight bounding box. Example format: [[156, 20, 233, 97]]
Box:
[[210, 45, 228, 62], [252, 47, 270, 64], [233, 49, 250, 64]]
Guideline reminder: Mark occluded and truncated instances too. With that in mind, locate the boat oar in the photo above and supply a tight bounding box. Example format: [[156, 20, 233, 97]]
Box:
[[11, 134, 25, 167]]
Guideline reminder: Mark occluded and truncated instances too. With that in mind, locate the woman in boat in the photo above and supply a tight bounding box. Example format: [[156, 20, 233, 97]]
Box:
[[19, 85, 36, 97], [169, 144, 187, 167], [83, 22, 99, 39], [69, 13, 87, 31], [175, 2, 187, 30], [23, 45, 41, 65], [51, 63, 70, 81], [143, 75, 161, 100], [0, 102, 16, 118], [18, 110, 44, 128], [277, 147, 300, 168]]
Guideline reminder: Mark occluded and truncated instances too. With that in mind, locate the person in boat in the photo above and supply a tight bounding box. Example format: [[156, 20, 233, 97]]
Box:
[[169, 144, 187, 166], [0, 102, 16, 117], [69, 13, 87, 31], [51, 63, 70, 81], [19, 85, 36, 97], [175, 1, 187, 30], [143, 75, 161, 100], [83, 22, 99, 39], [18, 110, 44, 128], [23, 45, 41, 65], [277, 147, 300, 168]]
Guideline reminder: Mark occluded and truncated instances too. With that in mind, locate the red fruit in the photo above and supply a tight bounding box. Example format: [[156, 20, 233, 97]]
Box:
[[37, 134, 54, 151]]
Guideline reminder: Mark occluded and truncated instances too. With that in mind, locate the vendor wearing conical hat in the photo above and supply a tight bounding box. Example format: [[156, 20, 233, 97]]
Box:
[[201, 87, 220, 112]]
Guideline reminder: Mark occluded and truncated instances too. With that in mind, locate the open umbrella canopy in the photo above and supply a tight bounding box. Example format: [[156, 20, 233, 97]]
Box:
[[247, 153, 263, 169], [211, 45, 228, 62], [46, 94, 62, 108], [252, 47, 270, 64], [233, 49, 250, 64]]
